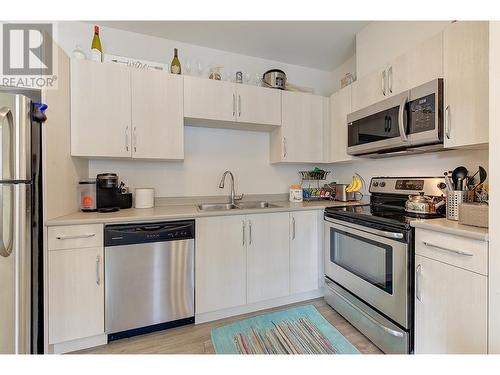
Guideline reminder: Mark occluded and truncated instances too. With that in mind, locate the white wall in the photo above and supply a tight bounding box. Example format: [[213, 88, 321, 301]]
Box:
[[89, 126, 316, 197], [488, 21, 500, 354], [356, 21, 450, 79], [330, 149, 488, 195], [54, 22, 334, 96], [330, 55, 356, 92]]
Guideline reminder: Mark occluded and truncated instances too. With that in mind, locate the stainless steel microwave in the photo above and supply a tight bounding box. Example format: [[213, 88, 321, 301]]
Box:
[[347, 79, 443, 158]]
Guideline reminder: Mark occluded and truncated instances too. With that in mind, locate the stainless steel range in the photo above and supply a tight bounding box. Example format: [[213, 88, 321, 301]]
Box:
[[323, 177, 446, 354]]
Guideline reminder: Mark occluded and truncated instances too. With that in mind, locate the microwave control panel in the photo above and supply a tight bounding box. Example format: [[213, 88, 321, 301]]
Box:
[[409, 93, 436, 133]]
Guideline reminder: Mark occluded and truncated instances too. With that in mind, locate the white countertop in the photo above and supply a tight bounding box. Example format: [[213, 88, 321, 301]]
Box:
[[46, 199, 369, 226], [410, 218, 489, 242]]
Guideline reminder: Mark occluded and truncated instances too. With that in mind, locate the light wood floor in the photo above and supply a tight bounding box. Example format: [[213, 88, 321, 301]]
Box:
[[75, 298, 382, 354]]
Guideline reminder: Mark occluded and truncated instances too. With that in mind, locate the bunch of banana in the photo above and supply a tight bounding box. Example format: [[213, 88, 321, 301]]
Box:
[[345, 175, 363, 193]]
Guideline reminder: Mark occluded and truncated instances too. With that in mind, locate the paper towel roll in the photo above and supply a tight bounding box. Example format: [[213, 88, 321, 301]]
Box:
[[134, 188, 155, 209]]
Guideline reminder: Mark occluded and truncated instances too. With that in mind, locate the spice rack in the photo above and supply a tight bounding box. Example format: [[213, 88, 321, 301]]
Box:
[[299, 171, 335, 201]]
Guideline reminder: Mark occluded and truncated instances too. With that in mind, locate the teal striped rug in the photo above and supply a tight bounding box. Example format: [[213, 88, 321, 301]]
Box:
[[211, 305, 360, 354]]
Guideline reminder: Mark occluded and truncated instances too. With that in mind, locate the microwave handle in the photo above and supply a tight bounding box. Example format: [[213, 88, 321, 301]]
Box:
[[398, 95, 408, 142]]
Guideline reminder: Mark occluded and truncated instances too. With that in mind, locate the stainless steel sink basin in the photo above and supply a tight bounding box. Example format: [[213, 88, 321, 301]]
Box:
[[197, 203, 239, 211], [196, 201, 280, 211], [236, 201, 280, 209]]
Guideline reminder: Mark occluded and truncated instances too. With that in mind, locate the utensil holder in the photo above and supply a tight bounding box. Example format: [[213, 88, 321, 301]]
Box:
[[446, 191, 467, 221]]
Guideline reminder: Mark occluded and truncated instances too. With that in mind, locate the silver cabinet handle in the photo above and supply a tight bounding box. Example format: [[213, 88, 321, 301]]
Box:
[[133, 126, 137, 153], [381, 70, 387, 96], [292, 216, 296, 240], [445, 105, 451, 139], [416, 264, 422, 302], [388, 66, 393, 94], [283, 137, 287, 158], [325, 279, 404, 338], [125, 126, 129, 152], [422, 241, 473, 257], [232, 94, 236, 117], [249, 220, 252, 245], [56, 233, 96, 240], [238, 95, 241, 117], [95, 255, 101, 285], [398, 95, 408, 142], [242, 220, 246, 246]]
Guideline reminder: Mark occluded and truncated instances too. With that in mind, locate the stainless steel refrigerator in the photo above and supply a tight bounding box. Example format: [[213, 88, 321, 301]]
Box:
[[1, 89, 45, 354]]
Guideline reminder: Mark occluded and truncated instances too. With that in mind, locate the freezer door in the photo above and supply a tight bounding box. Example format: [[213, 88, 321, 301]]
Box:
[[0, 183, 31, 354], [0, 94, 31, 182]]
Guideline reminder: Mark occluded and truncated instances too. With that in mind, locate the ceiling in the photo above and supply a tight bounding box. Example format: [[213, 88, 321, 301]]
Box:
[[95, 21, 368, 71]]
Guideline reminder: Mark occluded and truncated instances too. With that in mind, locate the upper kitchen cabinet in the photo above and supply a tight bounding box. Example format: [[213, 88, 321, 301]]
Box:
[[71, 60, 185, 160], [329, 85, 353, 163], [443, 21, 489, 149], [270, 91, 329, 163], [71, 59, 132, 158], [351, 32, 444, 113], [183, 76, 281, 130], [130, 69, 184, 160]]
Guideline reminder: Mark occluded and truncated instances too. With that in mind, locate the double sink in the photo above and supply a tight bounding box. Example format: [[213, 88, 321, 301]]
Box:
[[197, 201, 280, 212]]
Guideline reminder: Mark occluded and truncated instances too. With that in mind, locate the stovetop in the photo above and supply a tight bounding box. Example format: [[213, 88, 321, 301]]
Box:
[[325, 204, 445, 230]]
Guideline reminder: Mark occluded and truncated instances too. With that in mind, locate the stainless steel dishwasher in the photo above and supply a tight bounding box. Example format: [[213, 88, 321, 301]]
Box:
[[104, 220, 195, 341]]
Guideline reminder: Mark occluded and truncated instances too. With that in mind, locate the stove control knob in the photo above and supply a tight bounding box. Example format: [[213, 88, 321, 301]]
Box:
[[373, 182, 379, 187], [379, 181, 386, 187]]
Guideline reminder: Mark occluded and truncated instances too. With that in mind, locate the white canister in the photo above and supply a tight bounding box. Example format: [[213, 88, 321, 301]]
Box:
[[289, 184, 303, 203], [134, 188, 155, 209]]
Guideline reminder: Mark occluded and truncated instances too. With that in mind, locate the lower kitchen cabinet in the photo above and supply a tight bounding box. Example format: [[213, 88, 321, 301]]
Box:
[[290, 211, 320, 294], [414, 227, 488, 354], [48, 247, 104, 344], [195, 215, 247, 314], [246, 212, 290, 304]]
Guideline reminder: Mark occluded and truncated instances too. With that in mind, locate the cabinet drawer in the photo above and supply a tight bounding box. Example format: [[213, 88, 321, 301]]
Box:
[[48, 224, 103, 251], [415, 228, 487, 275]]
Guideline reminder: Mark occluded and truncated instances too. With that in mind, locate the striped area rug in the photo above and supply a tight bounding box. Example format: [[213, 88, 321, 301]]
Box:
[[211, 305, 359, 354]]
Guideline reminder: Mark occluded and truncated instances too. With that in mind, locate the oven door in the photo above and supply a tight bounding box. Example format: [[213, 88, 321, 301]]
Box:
[[324, 217, 409, 328]]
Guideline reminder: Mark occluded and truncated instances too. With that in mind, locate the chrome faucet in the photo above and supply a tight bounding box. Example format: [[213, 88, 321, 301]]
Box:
[[219, 171, 244, 205]]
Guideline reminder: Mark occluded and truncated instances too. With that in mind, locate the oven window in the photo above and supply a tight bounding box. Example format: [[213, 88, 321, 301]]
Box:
[[330, 228, 393, 294]]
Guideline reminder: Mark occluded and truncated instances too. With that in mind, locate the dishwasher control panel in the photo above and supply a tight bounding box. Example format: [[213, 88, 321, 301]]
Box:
[[105, 220, 195, 247]]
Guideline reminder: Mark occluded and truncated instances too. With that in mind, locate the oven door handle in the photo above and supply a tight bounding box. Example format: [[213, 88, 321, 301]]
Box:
[[325, 279, 405, 338], [325, 217, 404, 240]]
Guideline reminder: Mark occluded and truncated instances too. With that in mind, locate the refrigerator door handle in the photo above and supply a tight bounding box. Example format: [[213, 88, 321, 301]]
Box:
[[0, 107, 14, 181], [0, 185, 14, 258]]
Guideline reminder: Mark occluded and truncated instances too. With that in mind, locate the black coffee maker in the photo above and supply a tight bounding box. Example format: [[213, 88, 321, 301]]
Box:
[[96, 173, 133, 212]]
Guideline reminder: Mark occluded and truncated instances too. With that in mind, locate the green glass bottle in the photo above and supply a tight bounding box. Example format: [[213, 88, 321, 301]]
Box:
[[170, 48, 181, 74]]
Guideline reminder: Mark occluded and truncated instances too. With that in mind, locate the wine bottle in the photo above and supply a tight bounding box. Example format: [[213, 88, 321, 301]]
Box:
[[170, 48, 181, 74], [90, 25, 103, 62]]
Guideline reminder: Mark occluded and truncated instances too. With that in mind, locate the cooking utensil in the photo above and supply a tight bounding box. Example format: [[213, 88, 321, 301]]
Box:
[[262, 69, 286, 90], [452, 166, 468, 190], [473, 166, 488, 190], [444, 171, 454, 191]]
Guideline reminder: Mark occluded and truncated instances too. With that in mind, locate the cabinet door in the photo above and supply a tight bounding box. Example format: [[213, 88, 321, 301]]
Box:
[[290, 211, 319, 294], [351, 66, 387, 111], [281, 91, 327, 162], [183, 76, 236, 122], [131, 70, 184, 160], [247, 212, 290, 303], [48, 247, 104, 344], [329, 85, 353, 163], [195, 216, 247, 314], [387, 53, 409, 96], [444, 21, 489, 148], [408, 32, 444, 88], [414, 255, 487, 354], [71, 60, 131, 158], [236, 85, 281, 126]]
